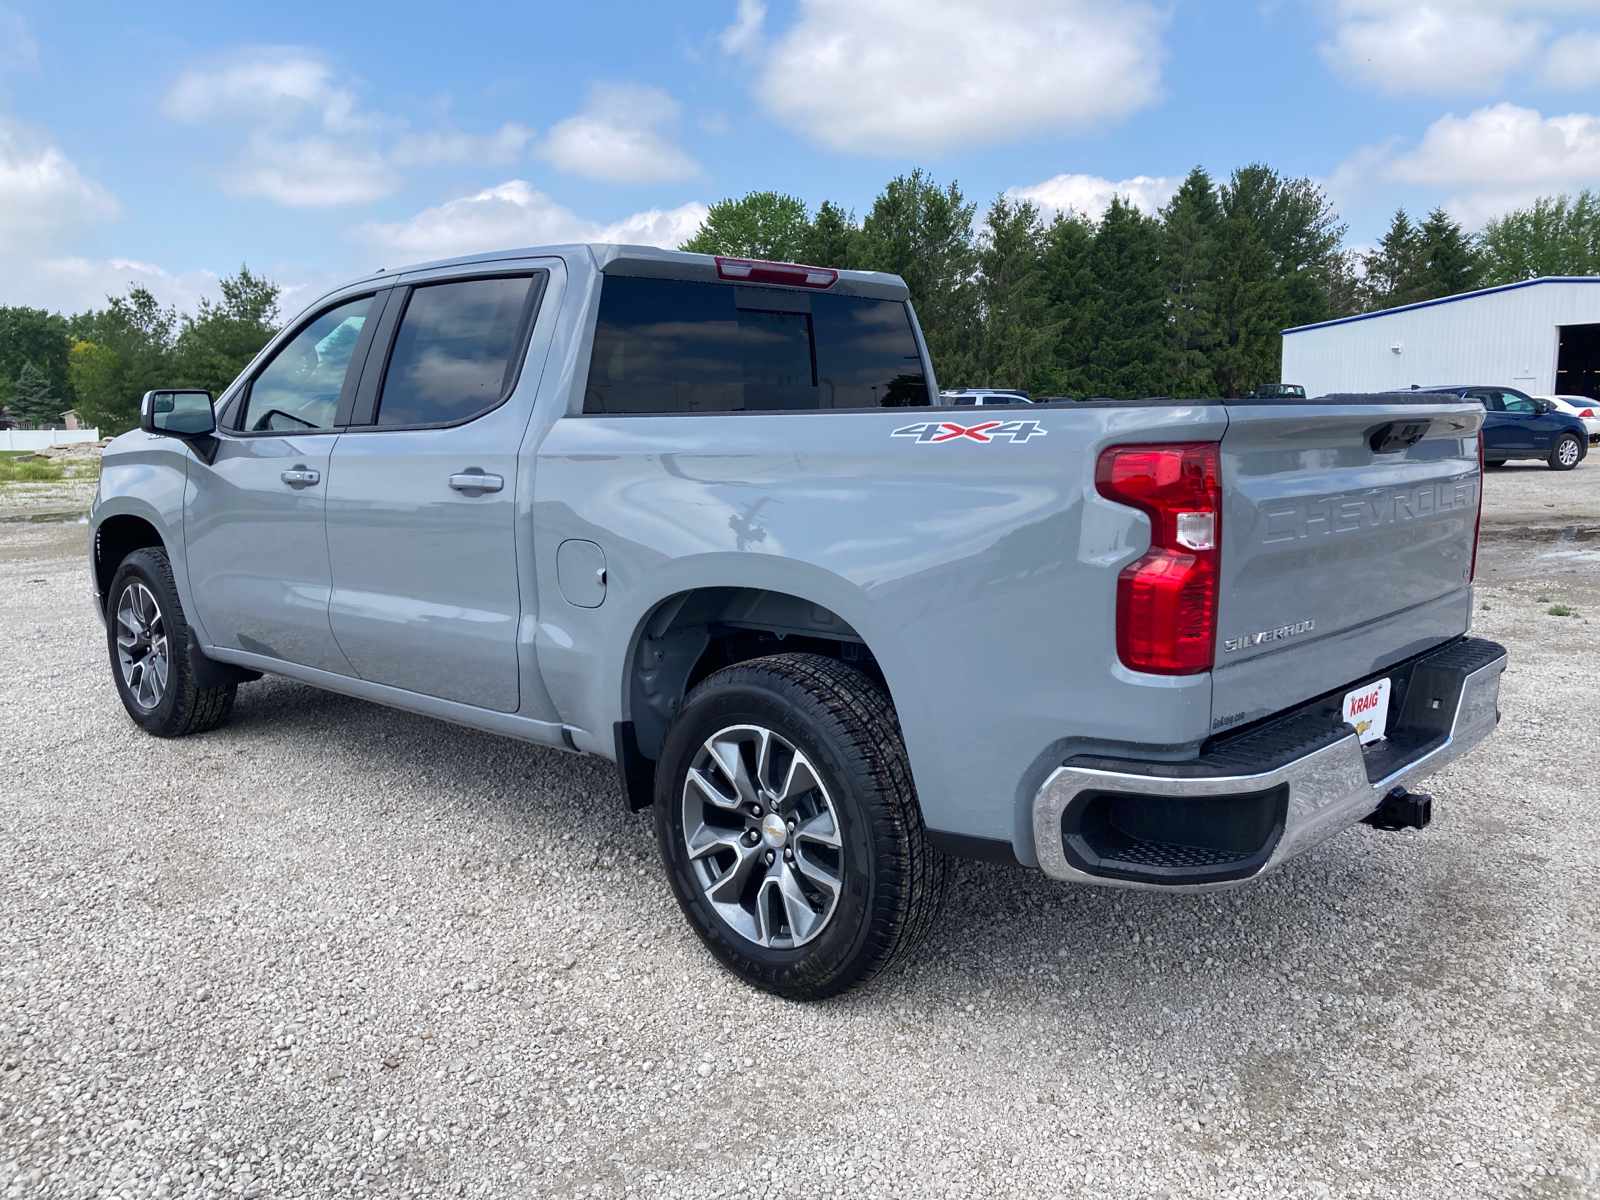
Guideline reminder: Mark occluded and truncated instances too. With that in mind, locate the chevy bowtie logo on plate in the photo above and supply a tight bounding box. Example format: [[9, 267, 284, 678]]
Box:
[[891, 420, 1047, 444]]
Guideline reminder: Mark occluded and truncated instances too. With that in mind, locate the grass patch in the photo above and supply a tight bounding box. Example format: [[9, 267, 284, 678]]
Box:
[[1481, 603, 1491, 611], [0, 455, 64, 483], [1548, 604, 1575, 617]]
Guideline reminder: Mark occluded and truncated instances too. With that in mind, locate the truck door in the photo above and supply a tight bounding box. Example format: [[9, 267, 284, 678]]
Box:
[[322, 272, 547, 713], [184, 294, 379, 674]]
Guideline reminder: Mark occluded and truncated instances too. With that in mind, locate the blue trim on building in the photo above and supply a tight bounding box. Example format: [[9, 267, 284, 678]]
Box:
[[1282, 276, 1600, 336]]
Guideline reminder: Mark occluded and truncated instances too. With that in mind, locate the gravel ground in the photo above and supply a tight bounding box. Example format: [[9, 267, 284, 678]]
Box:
[[1, 463, 1597, 1200]]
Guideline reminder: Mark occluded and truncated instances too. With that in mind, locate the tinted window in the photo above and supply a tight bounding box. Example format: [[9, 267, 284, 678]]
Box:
[[375, 276, 537, 427], [242, 296, 373, 432], [583, 276, 927, 414]]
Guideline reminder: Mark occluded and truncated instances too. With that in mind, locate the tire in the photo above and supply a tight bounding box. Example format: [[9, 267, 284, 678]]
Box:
[[106, 547, 236, 737], [1549, 433, 1583, 471], [654, 653, 945, 1000]]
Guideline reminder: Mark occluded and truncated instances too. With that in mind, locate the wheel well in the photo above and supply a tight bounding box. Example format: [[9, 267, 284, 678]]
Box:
[[628, 587, 887, 761], [94, 516, 164, 611]]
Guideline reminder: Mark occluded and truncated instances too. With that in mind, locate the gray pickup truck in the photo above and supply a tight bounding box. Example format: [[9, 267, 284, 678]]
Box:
[[90, 244, 1507, 1000]]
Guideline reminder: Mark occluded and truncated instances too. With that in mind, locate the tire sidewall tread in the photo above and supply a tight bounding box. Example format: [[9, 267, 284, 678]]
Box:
[[654, 653, 945, 1001], [106, 547, 235, 738]]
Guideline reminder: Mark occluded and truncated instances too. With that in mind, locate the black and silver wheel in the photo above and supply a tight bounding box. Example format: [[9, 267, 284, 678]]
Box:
[[1549, 433, 1582, 470], [654, 653, 944, 1000], [106, 548, 236, 737]]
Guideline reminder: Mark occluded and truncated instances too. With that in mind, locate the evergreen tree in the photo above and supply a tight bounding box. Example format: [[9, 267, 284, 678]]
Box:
[[10, 362, 60, 426], [974, 196, 1054, 391], [1085, 197, 1170, 399], [1209, 209, 1286, 396], [1159, 167, 1221, 397], [855, 170, 979, 386], [680, 191, 813, 261], [0, 307, 73, 414], [1222, 165, 1346, 331], [798, 200, 857, 268], [1361, 209, 1425, 309], [1413, 208, 1481, 299], [1039, 212, 1097, 396]]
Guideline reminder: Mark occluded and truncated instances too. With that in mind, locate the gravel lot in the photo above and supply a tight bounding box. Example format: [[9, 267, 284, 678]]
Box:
[[2, 460, 1597, 1200]]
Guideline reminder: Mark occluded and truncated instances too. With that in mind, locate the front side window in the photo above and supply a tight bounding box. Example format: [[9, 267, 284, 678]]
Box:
[[374, 275, 539, 427], [241, 296, 373, 432], [583, 276, 928, 414]]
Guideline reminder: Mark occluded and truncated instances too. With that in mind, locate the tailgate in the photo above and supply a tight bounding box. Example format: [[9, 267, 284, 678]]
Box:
[[1209, 399, 1484, 734]]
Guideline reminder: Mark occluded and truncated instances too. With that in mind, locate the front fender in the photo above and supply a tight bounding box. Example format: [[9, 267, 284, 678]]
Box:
[[92, 434, 200, 635]]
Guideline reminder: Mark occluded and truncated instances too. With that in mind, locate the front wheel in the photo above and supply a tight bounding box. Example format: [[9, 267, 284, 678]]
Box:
[[1549, 433, 1583, 470], [654, 653, 945, 1000], [106, 548, 236, 737]]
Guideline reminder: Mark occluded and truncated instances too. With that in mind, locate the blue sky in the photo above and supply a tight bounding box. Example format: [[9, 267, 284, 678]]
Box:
[[7, 0, 1600, 316]]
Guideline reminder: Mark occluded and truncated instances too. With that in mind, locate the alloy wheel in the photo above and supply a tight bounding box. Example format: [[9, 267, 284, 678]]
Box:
[[680, 724, 844, 949], [115, 581, 169, 711], [1558, 437, 1581, 467]]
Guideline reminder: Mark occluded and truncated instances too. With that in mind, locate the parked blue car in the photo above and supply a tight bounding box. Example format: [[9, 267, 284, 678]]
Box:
[[1415, 385, 1589, 470]]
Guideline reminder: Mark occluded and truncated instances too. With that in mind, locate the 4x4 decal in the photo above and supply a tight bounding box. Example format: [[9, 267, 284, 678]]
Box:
[[890, 419, 1047, 444]]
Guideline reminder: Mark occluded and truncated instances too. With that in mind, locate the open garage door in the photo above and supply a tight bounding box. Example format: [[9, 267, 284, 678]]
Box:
[[1555, 323, 1600, 398]]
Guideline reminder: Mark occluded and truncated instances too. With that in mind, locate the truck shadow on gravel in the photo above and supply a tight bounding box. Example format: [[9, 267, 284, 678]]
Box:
[[223, 672, 1465, 1038]]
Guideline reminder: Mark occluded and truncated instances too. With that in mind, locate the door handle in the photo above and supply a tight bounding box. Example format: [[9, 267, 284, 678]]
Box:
[[280, 468, 321, 486], [449, 472, 504, 493]]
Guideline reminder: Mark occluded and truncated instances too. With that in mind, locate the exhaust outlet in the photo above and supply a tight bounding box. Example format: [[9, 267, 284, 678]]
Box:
[[1362, 788, 1432, 831]]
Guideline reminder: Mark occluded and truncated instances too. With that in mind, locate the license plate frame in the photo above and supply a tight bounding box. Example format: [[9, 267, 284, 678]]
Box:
[[1342, 677, 1392, 745]]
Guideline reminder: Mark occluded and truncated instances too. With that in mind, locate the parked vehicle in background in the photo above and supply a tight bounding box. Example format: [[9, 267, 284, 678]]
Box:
[[1540, 395, 1600, 443], [90, 244, 1507, 1001], [1416, 385, 1589, 470], [1242, 384, 1307, 399], [938, 389, 1035, 406]]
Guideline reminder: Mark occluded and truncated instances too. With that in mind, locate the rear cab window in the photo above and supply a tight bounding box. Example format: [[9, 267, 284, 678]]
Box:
[[583, 276, 928, 414]]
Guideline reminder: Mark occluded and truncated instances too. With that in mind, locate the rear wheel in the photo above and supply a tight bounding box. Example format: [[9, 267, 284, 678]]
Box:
[[1549, 433, 1582, 470], [106, 548, 236, 737], [654, 653, 945, 1000]]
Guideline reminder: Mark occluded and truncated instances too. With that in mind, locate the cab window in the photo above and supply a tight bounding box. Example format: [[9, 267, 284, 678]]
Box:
[[583, 276, 928, 413], [240, 296, 373, 432]]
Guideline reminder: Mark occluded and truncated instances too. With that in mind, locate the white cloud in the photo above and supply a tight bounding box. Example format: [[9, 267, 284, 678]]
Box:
[[0, 117, 120, 254], [720, 0, 767, 54], [162, 47, 535, 207], [1544, 29, 1600, 89], [1335, 102, 1600, 223], [1006, 173, 1180, 222], [1319, 4, 1545, 96], [725, 0, 1166, 155], [390, 124, 533, 167], [538, 85, 700, 183], [356, 180, 708, 263]]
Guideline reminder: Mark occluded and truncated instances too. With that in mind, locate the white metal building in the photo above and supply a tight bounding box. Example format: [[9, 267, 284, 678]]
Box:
[[1281, 277, 1600, 399]]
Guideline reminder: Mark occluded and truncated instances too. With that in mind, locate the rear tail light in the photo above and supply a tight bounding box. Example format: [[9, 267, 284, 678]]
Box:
[[1096, 442, 1221, 674], [714, 257, 837, 289], [1472, 430, 1484, 582], [1580, 408, 1595, 418]]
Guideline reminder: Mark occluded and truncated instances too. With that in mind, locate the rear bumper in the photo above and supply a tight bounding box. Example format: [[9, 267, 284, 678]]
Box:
[[1032, 637, 1507, 891]]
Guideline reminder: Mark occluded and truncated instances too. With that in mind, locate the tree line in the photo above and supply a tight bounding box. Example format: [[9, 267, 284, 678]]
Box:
[[0, 268, 280, 433], [6, 172, 1600, 434], [685, 171, 1600, 398]]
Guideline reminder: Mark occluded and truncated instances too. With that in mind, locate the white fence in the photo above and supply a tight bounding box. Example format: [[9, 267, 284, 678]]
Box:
[[0, 429, 102, 452]]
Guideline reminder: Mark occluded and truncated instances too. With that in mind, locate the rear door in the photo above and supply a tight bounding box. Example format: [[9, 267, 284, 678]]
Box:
[[1209, 399, 1484, 730], [322, 270, 547, 712]]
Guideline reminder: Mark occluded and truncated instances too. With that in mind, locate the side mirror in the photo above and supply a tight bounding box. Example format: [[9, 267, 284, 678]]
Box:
[[1534, 399, 1553, 414], [141, 389, 216, 437]]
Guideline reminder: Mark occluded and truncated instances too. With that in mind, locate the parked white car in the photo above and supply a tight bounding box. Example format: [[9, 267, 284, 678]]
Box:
[[1541, 396, 1600, 442]]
